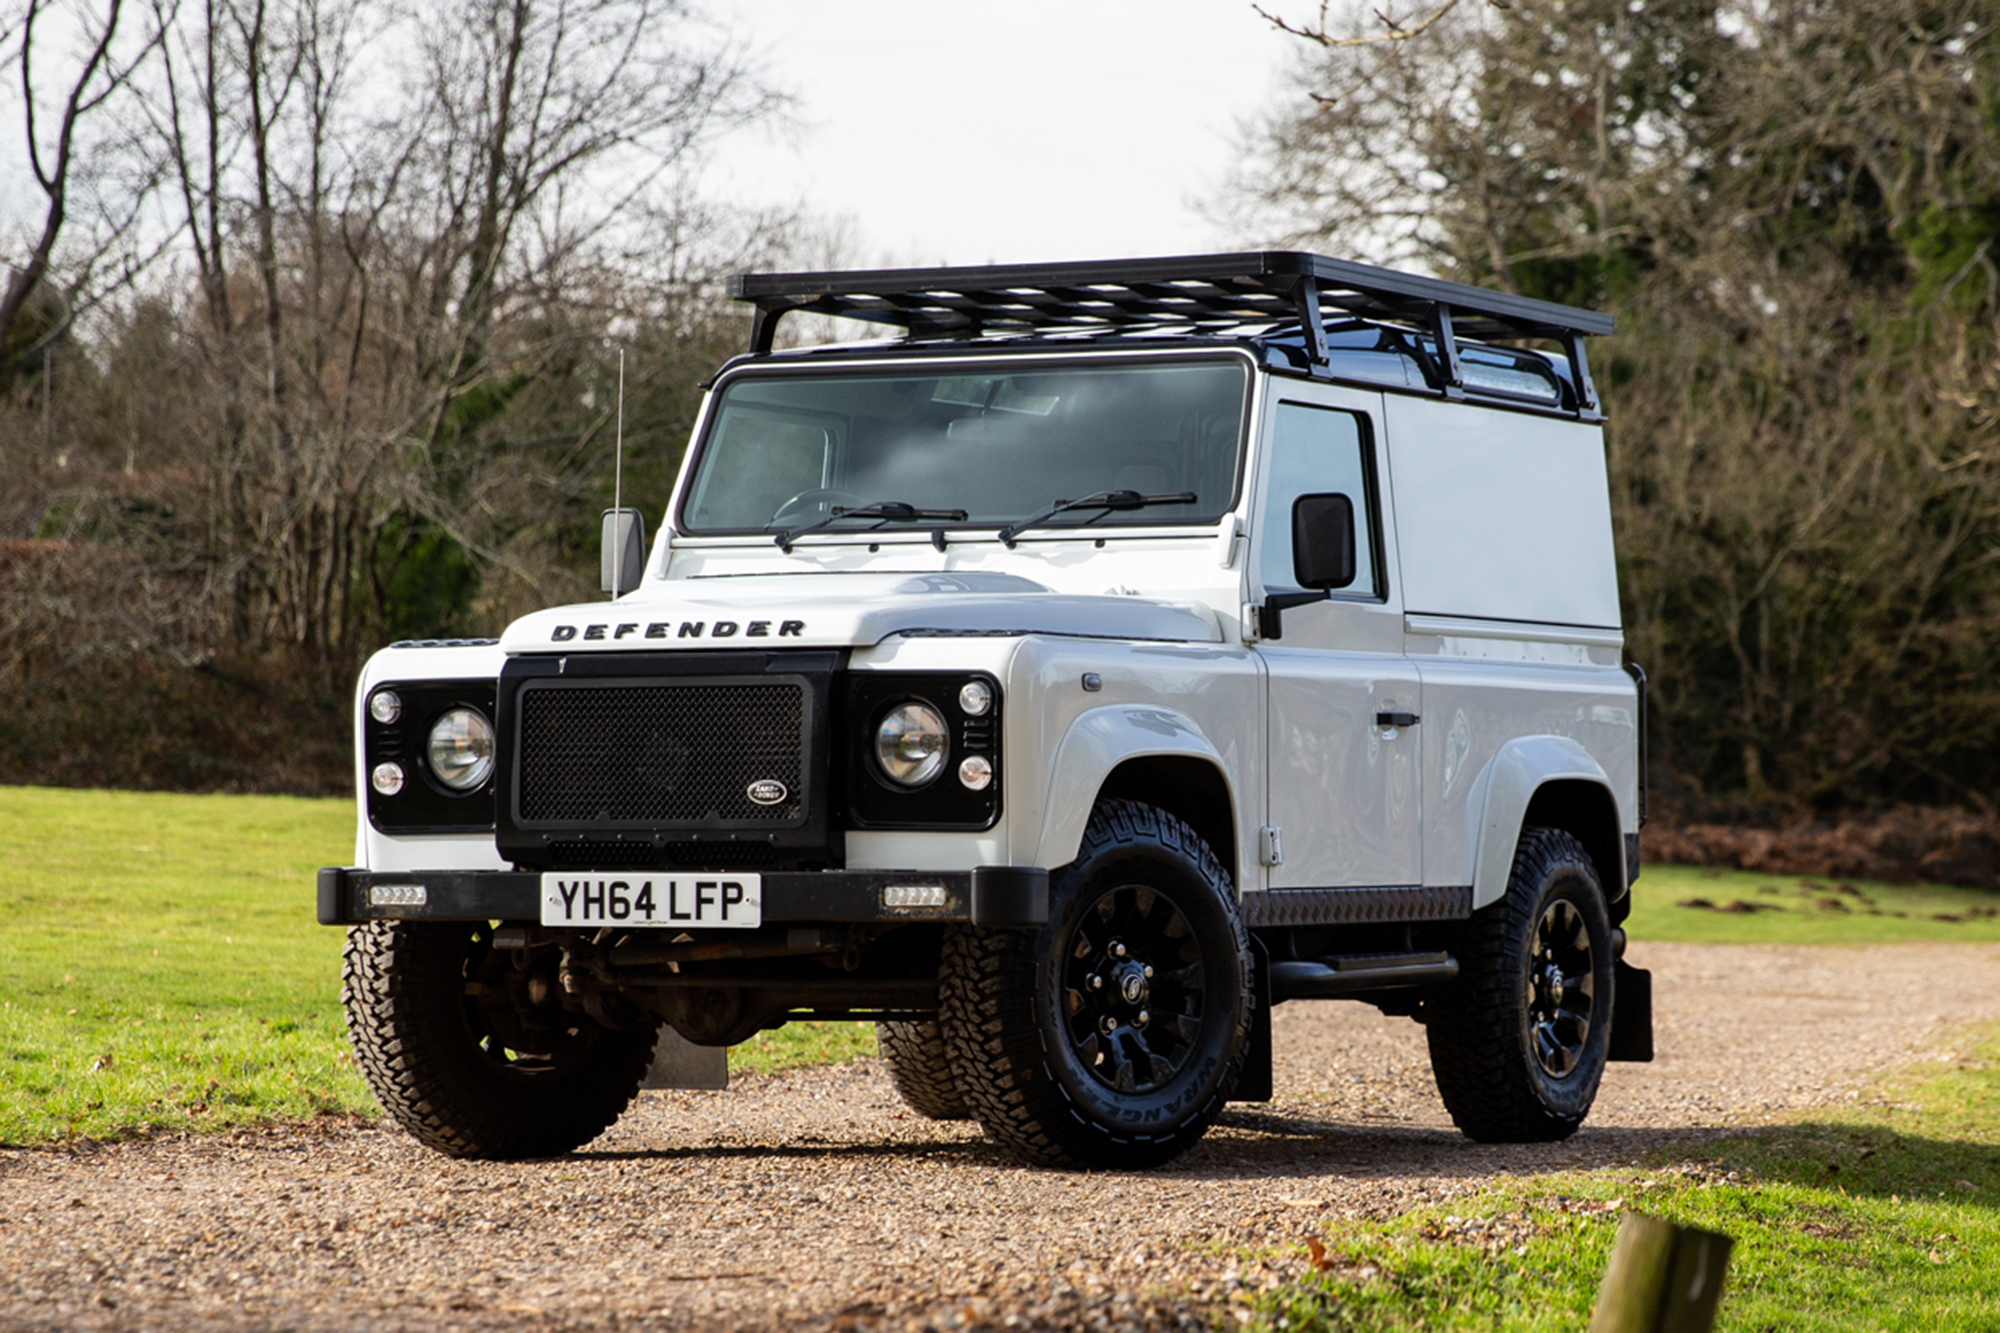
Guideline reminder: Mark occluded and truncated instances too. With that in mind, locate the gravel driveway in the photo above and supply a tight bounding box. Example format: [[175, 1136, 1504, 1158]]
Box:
[[5, 941, 1997, 1332]]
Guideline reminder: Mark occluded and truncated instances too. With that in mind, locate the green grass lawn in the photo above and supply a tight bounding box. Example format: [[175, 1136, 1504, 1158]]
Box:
[[1626, 863, 2000, 945], [3, 784, 1996, 1148], [1239, 1022, 2000, 1331], [0, 785, 869, 1144], [0, 786, 368, 1141]]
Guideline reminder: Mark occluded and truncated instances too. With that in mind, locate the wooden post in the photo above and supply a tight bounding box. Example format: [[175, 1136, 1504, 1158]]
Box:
[[1590, 1210, 1732, 1333]]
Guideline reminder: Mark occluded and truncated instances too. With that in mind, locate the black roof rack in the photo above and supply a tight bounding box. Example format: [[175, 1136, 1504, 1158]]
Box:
[[726, 251, 1611, 415]]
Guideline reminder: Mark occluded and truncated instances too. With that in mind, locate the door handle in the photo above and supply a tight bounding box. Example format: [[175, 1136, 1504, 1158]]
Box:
[[1375, 711, 1420, 728]]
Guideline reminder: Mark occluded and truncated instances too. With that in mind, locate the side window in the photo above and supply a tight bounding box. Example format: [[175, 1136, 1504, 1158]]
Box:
[[1259, 402, 1379, 597]]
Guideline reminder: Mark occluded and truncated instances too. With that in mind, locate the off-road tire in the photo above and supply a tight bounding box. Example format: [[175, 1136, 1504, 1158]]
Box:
[[342, 920, 658, 1159], [1426, 826, 1614, 1143], [874, 1020, 971, 1119], [938, 800, 1253, 1170]]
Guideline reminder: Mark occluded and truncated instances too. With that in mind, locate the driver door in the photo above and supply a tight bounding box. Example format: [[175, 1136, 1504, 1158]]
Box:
[[1252, 388, 1422, 890]]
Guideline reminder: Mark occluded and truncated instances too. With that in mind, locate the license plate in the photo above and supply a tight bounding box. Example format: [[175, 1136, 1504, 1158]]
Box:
[[539, 873, 762, 929]]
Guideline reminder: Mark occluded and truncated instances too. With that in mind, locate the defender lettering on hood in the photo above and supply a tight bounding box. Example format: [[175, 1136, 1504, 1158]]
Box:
[[549, 619, 806, 643]]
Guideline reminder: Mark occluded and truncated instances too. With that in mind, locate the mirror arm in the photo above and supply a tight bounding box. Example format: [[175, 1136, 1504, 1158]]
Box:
[[1257, 588, 1331, 641]]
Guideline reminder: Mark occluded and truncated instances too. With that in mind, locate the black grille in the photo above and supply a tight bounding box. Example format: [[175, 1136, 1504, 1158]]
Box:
[[545, 841, 667, 869], [544, 840, 780, 870], [517, 681, 806, 825], [667, 841, 779, 868]]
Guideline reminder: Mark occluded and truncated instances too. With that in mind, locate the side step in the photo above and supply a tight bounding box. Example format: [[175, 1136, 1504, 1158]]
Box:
[[1269, 951, 1459, 1000]]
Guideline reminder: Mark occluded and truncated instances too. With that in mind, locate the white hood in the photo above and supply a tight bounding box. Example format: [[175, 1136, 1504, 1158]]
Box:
[[497, 572, 1221, 654]]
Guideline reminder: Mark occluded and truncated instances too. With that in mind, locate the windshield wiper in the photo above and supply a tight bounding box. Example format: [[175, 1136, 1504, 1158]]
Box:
[[996, 490, 1197, 548], [773, 500, 970, 552]]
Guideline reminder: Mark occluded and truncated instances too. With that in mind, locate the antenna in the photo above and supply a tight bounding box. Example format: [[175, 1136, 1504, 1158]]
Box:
[[611, 347, 626, 600]]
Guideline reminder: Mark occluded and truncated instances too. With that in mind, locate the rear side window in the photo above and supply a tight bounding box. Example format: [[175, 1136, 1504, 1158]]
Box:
[[1259, 402, 1380, 598]]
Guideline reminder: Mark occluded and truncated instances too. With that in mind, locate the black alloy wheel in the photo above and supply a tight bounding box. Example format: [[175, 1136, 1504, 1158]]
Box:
[[1526, 897, 1596, 1078], [939, 799, 1253, 1170], [1060, 885, 1206, 1095]]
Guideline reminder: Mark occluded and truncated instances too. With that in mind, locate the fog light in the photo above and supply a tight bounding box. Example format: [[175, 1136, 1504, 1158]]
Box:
[[371, 761, 405, 795], [368, 883, 427, 908], [368, 690, 402, 725], [884, 884, 948, 909], [958, 680, 993, 716], [958, 754, 993, 791]]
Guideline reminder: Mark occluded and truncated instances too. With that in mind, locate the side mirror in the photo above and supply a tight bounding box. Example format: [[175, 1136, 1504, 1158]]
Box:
[[1292, 492, 1356, 590], [1256, 493, 1359, 641], [601, 508, 648, 595]]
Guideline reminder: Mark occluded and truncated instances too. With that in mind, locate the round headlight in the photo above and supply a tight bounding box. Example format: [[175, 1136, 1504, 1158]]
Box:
[[958, 680, 993, 717], [874, 701, 948, 787], [427, 707, 495, 791], [369, 690, 402, 725]]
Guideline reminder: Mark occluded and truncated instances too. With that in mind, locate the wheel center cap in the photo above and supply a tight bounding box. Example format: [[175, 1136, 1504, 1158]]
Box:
[[1539, 964, 1565, 1008], [1116, 963, 1149, 1005]]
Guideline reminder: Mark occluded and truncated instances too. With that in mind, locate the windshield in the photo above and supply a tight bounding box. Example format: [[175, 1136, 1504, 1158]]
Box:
[[678, 358, 1249, 535]]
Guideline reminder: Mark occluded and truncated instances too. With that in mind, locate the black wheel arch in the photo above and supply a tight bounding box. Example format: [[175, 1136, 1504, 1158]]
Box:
[[1096, 755, 1238, 887], [1521, 777, 1629, 905]]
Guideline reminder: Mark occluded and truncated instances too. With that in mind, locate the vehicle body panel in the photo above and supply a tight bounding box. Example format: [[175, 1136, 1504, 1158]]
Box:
[[1382, 395, 1620, 629], [1007, 639, 1263, 890]]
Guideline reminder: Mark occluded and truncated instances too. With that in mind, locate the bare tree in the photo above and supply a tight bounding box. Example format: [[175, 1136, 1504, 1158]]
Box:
[[1, 0, 166, 359], [127, 0, 784, 666], [1237, 0, 2000, 808], [0, 0, 802, 789]]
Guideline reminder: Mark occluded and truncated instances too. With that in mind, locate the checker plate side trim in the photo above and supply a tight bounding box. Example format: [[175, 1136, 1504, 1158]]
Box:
[[1241, 885, 1473, 928]]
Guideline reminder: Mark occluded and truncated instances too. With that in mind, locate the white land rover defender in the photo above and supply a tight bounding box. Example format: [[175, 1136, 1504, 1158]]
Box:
[[321, 252, 1652, 1170]]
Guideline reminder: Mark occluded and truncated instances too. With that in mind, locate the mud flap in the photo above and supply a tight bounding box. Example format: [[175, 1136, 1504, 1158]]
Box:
[[642, 1027, 728, 1090], [1230, 935, 1275, 1101], [1608, 958, 1653, 1062]]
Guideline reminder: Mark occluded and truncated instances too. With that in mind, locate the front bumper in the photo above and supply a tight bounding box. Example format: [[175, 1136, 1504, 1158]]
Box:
[[317, 865, 1049, 930]]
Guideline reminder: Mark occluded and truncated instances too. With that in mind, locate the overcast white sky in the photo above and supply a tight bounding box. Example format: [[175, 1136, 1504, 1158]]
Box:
[[0, 1, 1316, 272], [705, 0, 1308, 266]]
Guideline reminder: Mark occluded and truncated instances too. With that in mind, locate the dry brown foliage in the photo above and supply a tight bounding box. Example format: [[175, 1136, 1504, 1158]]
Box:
[[1645, 804, 2000, 890]]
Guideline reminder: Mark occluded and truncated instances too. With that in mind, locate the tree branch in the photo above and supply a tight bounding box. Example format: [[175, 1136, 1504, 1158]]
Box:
[[1252, 0, 1491, 50]]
